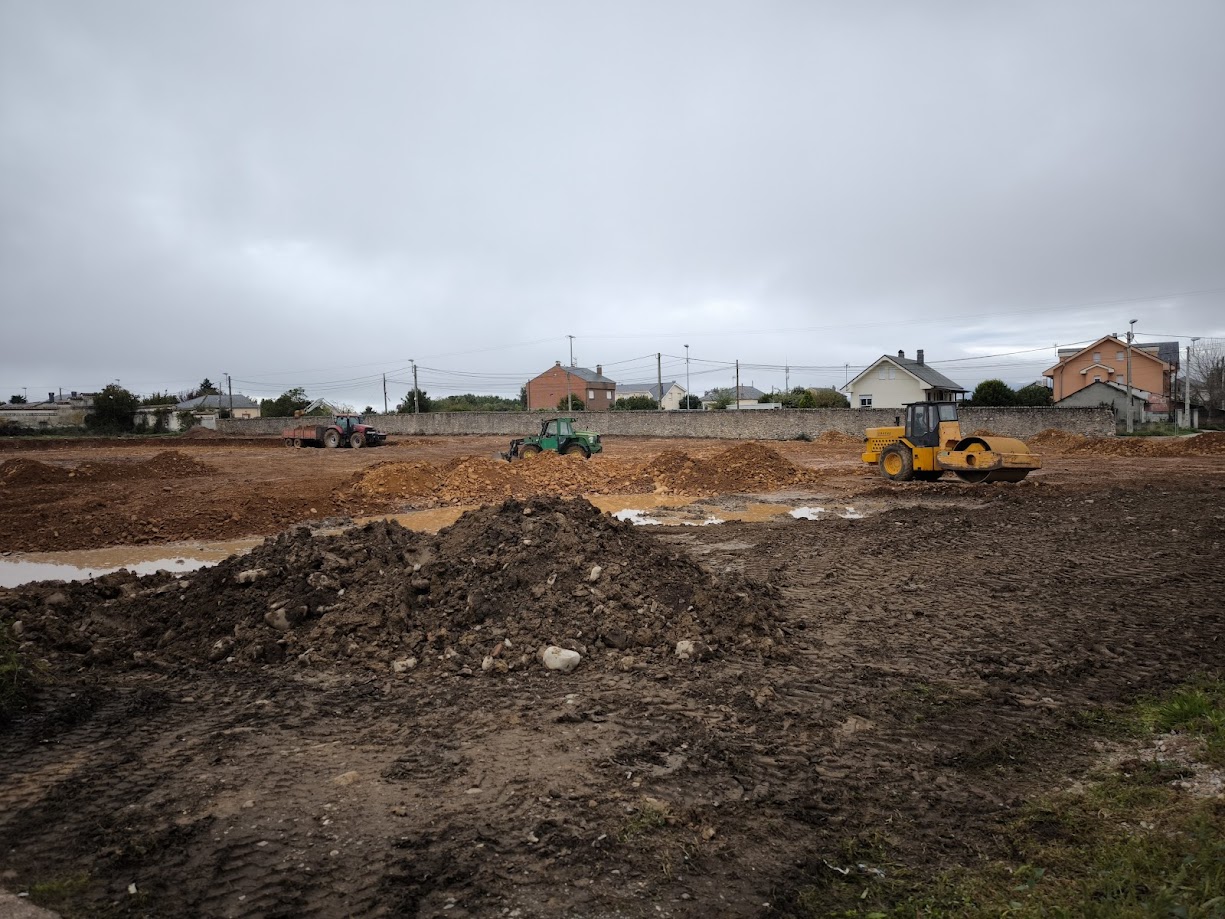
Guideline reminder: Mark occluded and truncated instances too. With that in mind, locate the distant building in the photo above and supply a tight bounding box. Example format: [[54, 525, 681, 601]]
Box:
[[700, 385, 766, 410], [615, 381, 687, 410], [1043, 336, 1175, 408], [1055, 380, 1153, 425], [174, 393, 261, 419], [526, 362, 616, 412], [0, 392, 93, 428], [844, 350, 966, 409]]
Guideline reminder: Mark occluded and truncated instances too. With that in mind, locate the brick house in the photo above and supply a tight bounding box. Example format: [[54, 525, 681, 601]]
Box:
[[1043, 336, 1175, 404], [526, 362, 617, 412]]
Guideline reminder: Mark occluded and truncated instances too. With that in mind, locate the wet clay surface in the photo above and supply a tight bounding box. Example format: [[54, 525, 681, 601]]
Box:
[[2, 460, 1224, 917]]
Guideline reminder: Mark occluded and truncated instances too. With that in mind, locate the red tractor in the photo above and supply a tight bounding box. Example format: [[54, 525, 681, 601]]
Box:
[[282, 414, 388, 449]]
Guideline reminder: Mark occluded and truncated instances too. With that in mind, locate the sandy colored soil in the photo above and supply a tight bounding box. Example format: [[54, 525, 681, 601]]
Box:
[[1, 430, 1224, 917]]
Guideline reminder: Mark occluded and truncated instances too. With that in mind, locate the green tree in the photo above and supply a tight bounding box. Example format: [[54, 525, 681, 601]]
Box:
[[1014, 382, 1053, 406], [432, 393, 524, 412], [557, 394, 586, 411], [969, 379, 1015, 406], [141, 391, 178, 406], [7, 394, 27, 404], [519, 386, 528, 408], [612, 395, 659, 411], [808, 387, 850, 408], [259, 387, 312, 418], [363, 406, 376, 414], [679, 394, 701, 410], [396, 389, 432, 413], [86, 384, 139, 433]]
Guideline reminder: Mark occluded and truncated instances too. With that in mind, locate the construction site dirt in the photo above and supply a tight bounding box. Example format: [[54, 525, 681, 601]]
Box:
[[1, 431, 1223, 917]]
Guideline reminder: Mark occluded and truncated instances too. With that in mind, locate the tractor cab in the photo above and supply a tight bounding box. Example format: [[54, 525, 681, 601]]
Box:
[[903, 401, 962, 449], [540, 417, 575, 445]]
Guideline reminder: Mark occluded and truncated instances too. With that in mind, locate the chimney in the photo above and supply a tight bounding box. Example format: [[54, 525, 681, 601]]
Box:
[[917, 349, 925, 365], [555, 360, 561, 367], [596, 364, 602, 376], [48, 391, 55, 402], [897, 350, 904, 359]]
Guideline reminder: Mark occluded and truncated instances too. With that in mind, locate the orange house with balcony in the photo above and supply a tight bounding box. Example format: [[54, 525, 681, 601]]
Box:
[[1043, 335, 1174, 403]]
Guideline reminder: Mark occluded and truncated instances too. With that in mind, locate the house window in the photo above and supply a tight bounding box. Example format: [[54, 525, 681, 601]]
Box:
[[859, 394, 873, 408], [587, 390, 594, 400], [1094, 376, 1102, 382], [1117, 351, 1125, 360], [1093, 352, 1101, 362], [606, 390, 612, 400]]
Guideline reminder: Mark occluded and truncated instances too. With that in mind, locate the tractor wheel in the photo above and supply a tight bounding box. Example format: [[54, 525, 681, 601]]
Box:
[[520, 444, 542, 458], [285, 438, 294, 447], [350, 432, 365, 449], [879, 444, 914, 482], [293, 438, 303, 448], [563, 443, 589, 458], [323, 429, 341, 449]]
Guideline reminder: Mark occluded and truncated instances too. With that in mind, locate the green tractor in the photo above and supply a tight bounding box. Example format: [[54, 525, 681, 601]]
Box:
[[503, 416, 604, 460]]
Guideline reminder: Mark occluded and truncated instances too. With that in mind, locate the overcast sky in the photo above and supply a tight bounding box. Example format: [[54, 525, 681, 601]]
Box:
[[2, 0, 1223, 408]]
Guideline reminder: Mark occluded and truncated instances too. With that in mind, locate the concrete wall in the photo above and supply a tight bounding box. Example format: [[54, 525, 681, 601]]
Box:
[[221, 406, 1115, 439]]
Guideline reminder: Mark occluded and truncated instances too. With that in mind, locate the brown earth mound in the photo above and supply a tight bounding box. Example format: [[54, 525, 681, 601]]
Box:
[[180, 426, 222, 438], [4, 497, 783, 677], [1026, 429, 1225, 457], [0, 458, 72, 486], [814, 430, 862, 446], [0, 450, 213, 487], [346, 442, 826, 510]]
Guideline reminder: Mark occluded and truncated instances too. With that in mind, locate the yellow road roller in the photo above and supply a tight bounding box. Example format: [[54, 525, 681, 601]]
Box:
[[862, 401, 1041, 483]]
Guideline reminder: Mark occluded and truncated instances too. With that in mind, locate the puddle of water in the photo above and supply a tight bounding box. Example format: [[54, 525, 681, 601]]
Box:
[[790, 506, 826, 520], [0, 539, 262, 589]]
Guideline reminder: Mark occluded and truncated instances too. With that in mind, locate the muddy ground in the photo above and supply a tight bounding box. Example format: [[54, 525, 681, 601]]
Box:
[[1, 432, 1224, 917]]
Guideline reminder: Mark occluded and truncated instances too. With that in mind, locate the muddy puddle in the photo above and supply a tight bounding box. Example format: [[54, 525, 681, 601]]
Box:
[[0, 538, 263, 589]]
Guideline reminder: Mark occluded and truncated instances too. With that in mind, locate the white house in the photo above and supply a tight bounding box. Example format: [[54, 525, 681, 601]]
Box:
[[700, 385, 766, 410], [844, 350, 966, 409], [615, 381, 687, 410]]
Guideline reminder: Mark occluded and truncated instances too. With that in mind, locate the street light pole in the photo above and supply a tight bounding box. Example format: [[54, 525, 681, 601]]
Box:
[[1186, 337, 1200, 429], [1125, 319, 1136, 433]]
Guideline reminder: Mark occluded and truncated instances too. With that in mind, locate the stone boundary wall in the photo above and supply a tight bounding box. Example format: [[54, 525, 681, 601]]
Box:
[[221, 406, 1115, 439]]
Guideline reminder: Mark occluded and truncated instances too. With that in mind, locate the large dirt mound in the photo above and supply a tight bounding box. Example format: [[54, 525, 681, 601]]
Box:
[[0, 450, 212, 486], [346, 442, 826, 510], [4, 497, 783, 677], [1026, 429, 1225, 457]]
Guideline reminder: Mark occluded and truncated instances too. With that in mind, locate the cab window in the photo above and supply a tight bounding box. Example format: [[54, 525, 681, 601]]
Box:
[[544, 421, 557, 437], [937, 404, 957, 422], [558, 420, 573, 436]]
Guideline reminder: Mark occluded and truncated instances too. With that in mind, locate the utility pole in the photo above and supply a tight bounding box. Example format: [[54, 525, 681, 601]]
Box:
[[735, 360, 741, 411], [785, 362, 790, 393], [656, 353, 663, 410], [411, 360, 419, 414], [568, 335, 575, 367], [226, 373, 233, 416], [684, 344, 690, 411], [383, 373, 388, 414], [1125, 320, 1136, 433], [1186, 337, 1200, 429]]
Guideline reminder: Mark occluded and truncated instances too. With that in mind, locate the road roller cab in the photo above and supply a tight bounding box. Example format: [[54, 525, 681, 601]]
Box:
[[862, 401, 1041, 484]]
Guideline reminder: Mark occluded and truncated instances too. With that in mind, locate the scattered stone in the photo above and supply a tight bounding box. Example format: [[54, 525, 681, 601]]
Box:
[[588, 565, 603, 582], [236, 568, 268, 585], [392, 657, 417, 674], [333, 771, 360, 786], [540, 645, 582, 672], [264, 608, 293, 632]]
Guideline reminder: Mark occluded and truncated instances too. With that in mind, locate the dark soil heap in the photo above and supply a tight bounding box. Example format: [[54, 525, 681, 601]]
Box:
[[2, 497, 783, 677], [0, 450, 212, 487]]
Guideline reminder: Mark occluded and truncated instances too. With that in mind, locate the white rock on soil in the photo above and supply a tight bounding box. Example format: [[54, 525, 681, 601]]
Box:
[[391, 657, 417, 673], [264, 608, 293, 632], [539, 645, 582, 672], [675, 640, 697, 660], [236, 568, 268, 584], [588, 565, 603, 582]]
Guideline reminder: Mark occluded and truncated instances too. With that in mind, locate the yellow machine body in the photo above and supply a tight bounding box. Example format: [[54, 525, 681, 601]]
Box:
[[862, 403, 1041, 484]]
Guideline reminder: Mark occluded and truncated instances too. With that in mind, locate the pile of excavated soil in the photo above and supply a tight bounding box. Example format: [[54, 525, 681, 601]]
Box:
[[180, 426, 222, 438], [813, 430, 862, 447], [1026, 429, 1225, 457], [3, 497, 783, 677], [0, 451, 212, 487], [345, 442, 828, 510]]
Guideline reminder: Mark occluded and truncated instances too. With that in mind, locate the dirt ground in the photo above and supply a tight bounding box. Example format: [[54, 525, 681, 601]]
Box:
[[1, 430, 1224, 917]]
